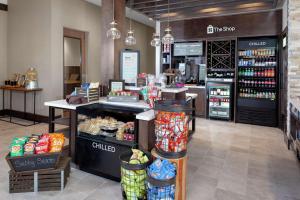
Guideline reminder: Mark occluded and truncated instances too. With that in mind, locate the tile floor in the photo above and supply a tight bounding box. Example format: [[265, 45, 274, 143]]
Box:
[[0, 118, 300, 200]]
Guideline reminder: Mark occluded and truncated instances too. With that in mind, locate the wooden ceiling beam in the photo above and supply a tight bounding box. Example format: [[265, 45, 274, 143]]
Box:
[[149, 3, 273, 21], [135, 0, 273, 14]]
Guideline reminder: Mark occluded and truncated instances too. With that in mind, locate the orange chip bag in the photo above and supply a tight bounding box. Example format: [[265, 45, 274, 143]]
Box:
[[49, 133, 65, 153]]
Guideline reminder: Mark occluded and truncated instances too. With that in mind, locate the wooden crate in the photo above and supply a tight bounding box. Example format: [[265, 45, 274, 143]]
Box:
[[9, 157, 71, 193]]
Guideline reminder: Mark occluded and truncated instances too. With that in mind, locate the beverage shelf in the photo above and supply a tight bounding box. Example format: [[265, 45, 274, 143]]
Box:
[[209, 95, 230, 98], [238, 86, 276, 90], [238, 55, 276, 58], [238, 76, 275, 79], [238, 65, 277, 69], [238, 97, 276, 101], [209, 105, 230, 109]]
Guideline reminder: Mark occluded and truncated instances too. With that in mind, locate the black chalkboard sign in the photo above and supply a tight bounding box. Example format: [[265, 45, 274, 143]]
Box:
[[6, 152, 61, 172]]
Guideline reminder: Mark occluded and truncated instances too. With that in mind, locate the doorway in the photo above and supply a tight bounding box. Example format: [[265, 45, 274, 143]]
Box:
[[63, 28, 86, 98]]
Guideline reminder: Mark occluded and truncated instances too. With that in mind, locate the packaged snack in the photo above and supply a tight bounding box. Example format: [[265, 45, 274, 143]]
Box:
[[49, 133, 65, 153], [24, 142, 35, 155], [35, 134, 50, 154], [10, 143, 24, 157]]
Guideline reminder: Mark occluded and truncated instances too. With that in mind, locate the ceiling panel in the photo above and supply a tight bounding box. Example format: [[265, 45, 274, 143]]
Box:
[[127, 0, 283, 21]]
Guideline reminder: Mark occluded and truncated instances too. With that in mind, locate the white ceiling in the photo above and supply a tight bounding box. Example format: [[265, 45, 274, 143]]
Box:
[[85, 0, 101, 7], [0, 0, 7, 5]]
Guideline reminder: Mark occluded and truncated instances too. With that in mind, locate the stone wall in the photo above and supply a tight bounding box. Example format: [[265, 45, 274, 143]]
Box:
[[288, 0, 300, 134], [288, 0, 300, 98]]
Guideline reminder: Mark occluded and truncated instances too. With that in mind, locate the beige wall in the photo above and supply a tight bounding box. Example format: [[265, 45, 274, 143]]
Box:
[[51, 0, 103, 97], [7, 0, 52, 115], [7, 0, 102, 116], [0, 10, 7, 110], [125, 18, 155, 74]]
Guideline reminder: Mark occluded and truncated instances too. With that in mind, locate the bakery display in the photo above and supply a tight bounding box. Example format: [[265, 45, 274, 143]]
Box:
[[78, 116, 135, 141]]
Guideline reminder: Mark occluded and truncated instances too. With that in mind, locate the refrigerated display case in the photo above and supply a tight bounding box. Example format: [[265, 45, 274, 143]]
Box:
[[236, 37, 278, 127], [75, 103, 146, 181], [207, 82, 233, 120]]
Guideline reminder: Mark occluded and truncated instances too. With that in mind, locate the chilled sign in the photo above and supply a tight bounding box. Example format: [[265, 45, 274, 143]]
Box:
[[92, 142, 116, 153], [207, 25, 236, 34], [249, 41, 267, 46]]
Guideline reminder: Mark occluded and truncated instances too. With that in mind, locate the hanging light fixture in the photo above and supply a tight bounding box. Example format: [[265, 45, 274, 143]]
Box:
[[125, 0, 136, 46], [151, 32, 161, 47], [162, 0, 174, 45], [107, 0, 121, 40], [150, 3, 161, 47]]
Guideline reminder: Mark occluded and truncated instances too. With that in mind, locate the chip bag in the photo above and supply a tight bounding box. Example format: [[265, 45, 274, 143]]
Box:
[[49, 133, 65, 153]]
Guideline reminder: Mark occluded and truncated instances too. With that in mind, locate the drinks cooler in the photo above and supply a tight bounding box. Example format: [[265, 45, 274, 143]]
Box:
[[207, 81, 233, 120], [236, 37, 278, 127]]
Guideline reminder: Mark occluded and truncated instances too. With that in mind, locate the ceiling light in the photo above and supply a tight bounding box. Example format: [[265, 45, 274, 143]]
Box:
[[125, 30, 136, 46], [162, 0, 174, 45], [238, 2, 265, 8], [151, 33, 161, 47], [200, 7, 222, 13], [106, 0, 121, 40], [125, 0, 136, 46]]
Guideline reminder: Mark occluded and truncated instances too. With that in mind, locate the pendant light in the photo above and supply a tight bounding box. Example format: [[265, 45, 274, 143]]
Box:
[[150, 4, 161, 47], [107, 0, 121, 40], [125, 0, 136, 46], [150, 33, 161, 47], [162, 0, 174, 45]]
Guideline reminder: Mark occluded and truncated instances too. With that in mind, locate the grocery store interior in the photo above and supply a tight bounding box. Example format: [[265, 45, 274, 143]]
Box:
[[0, 0, 300, 200]]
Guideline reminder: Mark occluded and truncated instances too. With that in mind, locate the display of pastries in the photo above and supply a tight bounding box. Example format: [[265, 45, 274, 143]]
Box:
[[78, 116, 128, 137]]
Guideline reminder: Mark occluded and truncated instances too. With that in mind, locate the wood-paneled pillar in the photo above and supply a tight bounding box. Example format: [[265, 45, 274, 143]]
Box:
[[114, 0, 126, 79]]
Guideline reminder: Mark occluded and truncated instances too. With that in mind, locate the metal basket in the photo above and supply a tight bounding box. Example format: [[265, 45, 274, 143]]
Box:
[[120, 151, 151, 200], [146, 173, 176, 200], [75, 87, 99, 102]]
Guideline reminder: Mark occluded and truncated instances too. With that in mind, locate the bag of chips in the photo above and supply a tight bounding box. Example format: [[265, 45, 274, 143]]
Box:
[[24, 142, 35, 155], [10, 143, 24, 157], [49, 133, 65, 153], [35, 134, 50, 154]]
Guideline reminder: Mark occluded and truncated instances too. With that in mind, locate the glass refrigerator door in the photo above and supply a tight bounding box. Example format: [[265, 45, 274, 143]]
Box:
[[208, 85, 231, 119]]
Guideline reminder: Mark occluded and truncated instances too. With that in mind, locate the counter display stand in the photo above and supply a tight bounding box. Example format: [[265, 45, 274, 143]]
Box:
[[75, 103, 146, 181]]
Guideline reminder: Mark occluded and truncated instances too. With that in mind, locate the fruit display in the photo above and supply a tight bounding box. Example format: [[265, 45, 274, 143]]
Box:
[[10, 133, 65, 157], [121, 149, 150, 200], [155, 111, 188, 153], [147, 159, 176, 200]]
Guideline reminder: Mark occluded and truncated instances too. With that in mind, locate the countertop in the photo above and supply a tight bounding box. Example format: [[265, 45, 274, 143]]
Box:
[[44, 99, 97, 110], [44, 98, 150, 110]]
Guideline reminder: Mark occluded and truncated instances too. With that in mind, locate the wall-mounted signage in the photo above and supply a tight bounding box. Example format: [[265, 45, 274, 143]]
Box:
[[238, 38, 277, 49], [174, 42, 203, 56], [207, 25, 236, 35], [120, 50, 140, 86]]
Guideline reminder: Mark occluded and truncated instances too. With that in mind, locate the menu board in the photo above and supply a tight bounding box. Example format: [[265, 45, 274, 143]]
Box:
[[174, 42, 203, 56], [121, 50, 140, 85]]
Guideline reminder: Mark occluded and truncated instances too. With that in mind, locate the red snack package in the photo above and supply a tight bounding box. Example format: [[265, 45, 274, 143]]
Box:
[[35, 134, 50, 154]]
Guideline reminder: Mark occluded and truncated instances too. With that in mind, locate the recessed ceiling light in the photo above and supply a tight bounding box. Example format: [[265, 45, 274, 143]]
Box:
[[200, 7, 222, 13], [238, 2, 265, 8], [160, 12, 177, 18]]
